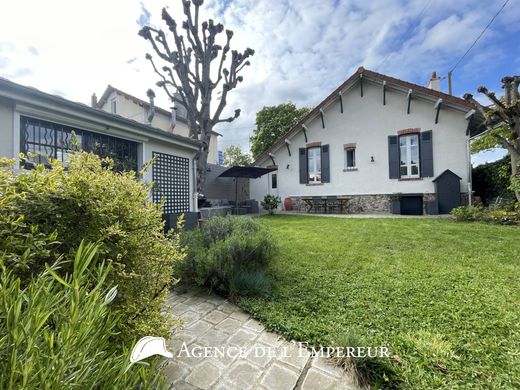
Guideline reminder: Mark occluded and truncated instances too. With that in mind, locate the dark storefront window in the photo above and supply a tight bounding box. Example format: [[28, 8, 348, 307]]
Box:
[[20, 116, 138, 172]]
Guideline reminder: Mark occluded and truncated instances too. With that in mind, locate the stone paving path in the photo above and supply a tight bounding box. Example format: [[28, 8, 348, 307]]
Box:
[[162, 288, 359, 390]]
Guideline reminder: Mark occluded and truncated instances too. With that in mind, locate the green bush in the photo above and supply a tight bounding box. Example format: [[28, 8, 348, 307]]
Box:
[[451, 204, 519, 225], [175, 216, 277, 298], [0, 153, 184, 340], [0, 241, 162, 389], [261, 195, 281, 214]]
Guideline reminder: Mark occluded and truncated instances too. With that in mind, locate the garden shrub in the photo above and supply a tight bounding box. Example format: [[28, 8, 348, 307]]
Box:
[[0, 153, 184, 340], [451, 204, 519, 225], [175, 216, 276, 298], [261, 194, 281, 214], [0, 241, 163, 389]]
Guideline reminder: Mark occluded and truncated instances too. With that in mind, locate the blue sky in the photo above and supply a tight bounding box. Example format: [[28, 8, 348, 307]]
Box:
[[1, 0, 518, 165]]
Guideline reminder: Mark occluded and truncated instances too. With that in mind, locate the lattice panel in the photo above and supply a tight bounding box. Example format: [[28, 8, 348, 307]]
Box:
[[152, 151, 190, 213]]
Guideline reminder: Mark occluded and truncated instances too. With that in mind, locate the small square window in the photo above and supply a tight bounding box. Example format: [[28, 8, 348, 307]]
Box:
[[345, 148, 356, 169]]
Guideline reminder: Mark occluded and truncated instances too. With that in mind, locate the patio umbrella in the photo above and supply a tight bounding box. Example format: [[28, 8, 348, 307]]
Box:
[[218, 166, 277, 208]]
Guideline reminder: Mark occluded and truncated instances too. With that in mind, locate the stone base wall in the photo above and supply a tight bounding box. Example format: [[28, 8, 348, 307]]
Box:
[[288, 192, 469, 215]]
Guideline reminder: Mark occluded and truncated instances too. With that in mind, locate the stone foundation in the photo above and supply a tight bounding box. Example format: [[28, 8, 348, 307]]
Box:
[[288, 192, 468, 215]]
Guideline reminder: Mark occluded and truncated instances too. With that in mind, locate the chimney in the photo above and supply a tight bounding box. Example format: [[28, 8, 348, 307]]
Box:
[[91, 93, 98, 108], [428, 71, 441, 92], [170, 107, 177, 132], [146, 89, 156, 124]]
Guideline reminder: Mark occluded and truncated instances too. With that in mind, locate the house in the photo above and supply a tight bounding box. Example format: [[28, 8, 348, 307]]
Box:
[[250, 67, 485, 215], [0, 77, 200, 216], [94, 85, 221, 165]]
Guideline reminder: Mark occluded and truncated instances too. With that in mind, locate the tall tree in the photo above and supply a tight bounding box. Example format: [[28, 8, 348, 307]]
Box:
[[464, 76, 520, 201], [138, 0, 254, 191], [223, 145, 252, 167], [250, 103, 311, 160]]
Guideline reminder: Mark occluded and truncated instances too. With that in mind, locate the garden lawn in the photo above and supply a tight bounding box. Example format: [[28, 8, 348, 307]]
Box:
[[239, 216, 520, 389]]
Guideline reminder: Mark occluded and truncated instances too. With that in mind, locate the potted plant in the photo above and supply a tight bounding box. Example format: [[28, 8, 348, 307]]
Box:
[[389, 193, 401, 215], [261, 195, 282, 215]]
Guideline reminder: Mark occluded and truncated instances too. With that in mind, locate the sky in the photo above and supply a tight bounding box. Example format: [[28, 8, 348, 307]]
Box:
[[1, 0, 519, 165]]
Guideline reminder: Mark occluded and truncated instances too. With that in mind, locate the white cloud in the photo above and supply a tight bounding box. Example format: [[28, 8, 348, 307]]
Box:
[[0, 0, 518, 154]]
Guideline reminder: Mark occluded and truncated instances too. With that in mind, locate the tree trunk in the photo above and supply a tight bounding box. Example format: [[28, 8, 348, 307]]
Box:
[[511, 146, 520, 202], [196, 131, 212, 192]]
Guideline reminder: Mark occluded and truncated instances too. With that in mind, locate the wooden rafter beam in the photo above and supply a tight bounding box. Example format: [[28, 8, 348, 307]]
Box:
[[320, 108, 325, 128], [285, 139, 291, 156], [407, 89, 413, 114], [269, 153, 276, 166], [434, 98, 442, 124], [339, 92, 343, 113], [360, 74, 364, 97], [383, 80, 387, 106], [302, 124, 308, 142]]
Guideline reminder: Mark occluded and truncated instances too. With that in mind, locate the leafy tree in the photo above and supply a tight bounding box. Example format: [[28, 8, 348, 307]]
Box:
[[223, 145, 252, 167], [138, 0, 254, 191], [250, 103, 311, 160], [464, 76, 520, 201]]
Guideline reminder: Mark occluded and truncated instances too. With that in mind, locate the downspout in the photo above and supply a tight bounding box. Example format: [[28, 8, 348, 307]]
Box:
[[467, 136, 472, 206], [193, 148, 200, 212]]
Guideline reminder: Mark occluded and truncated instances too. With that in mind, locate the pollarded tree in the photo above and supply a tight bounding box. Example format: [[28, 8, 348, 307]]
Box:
[[138, 0, 254, 191], [464, 76, 520, 202]]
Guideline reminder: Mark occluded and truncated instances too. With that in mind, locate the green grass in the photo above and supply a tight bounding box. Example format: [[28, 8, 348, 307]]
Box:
[[239, 216, 520, 389]]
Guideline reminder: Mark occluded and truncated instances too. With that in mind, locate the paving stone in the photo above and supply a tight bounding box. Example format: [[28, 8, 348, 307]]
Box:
[[243, 318, 264, 333], [184, 361, 221, 389], [311, 356, 345, 378], [207, 344, 240, 369], [301, 367, 338, 389], [162, 360, 191, 384], [168, 381, 198, 390], [192, 301, 217, 315], [225, 361, 262, 389], [175, 343, 207, 367], [198, 328, 230, 348], [229, 310, 250, 321], [211, 379, 243, 390], [258, 331, 282, 347], [172, 302, 190, 315], [186, 320, 213, 336], [179, 310, 202, 326], [204, 310, 229, 324], [183, 296, 206, 306], [227, 328, 258, 347], [260, 363, 299, 390], [168, 330, 196, 353], [215, 317, 242, 334], [217, 301, 238, 314], [277, 341, 311, 370], [245, 343, 277, 368]]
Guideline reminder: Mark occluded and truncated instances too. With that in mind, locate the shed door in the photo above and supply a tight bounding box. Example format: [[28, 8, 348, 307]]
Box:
[[437, 177, 461, 214], [152, 151, 190, 213], [400, 196, 423, 215]]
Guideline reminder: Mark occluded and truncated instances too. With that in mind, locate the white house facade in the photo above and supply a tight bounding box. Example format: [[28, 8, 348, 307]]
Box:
[[95, 85, 221, 165], [0, 77, 201, 215], [250, 67, 484, 215]]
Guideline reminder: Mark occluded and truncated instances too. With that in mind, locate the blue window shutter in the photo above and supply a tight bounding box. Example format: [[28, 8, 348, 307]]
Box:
[[299, 148, 308, 184], [321, 145, 330, 183], [388, 135, 399, 179], [420, 130, 433, 177]]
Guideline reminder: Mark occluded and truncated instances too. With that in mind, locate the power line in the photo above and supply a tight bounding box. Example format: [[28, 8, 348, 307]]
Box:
[[448, 0, 510, 73]]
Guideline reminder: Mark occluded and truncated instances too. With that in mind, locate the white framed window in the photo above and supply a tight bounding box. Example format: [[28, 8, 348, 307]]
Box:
[[307, 147, 321, 183], [271, 173, 277, 189], [345, 148, 356, 169], [399, 134, 420, 178], [110, 99, 117, 114]]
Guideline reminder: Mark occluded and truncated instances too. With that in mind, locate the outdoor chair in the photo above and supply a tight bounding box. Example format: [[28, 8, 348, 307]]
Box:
[[326, 196, 339, 214], [312, 196, 325, 213]]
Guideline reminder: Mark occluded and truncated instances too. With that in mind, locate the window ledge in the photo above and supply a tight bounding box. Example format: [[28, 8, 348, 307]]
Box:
[[343, 168, 358, 172], [306, 183, 323, 186], [399, 177, 423, 181]]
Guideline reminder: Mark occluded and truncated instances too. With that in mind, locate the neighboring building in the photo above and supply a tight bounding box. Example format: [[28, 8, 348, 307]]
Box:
[[95, 85, 221, 164], [250, 67, 485, 215], [0, 77, 201, 214]]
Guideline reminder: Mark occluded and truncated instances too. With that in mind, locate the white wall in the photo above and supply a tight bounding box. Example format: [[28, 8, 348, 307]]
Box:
[[100, 91, 220, 164], [0, 98, 14, 159], [250, 80, 470, 204]]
